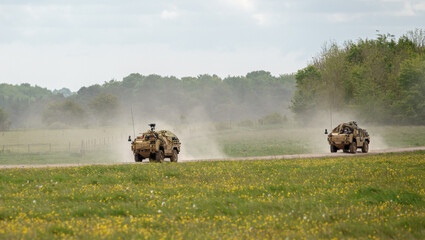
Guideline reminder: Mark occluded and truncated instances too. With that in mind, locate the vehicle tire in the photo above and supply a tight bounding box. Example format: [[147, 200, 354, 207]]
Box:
[[362, 141, 369, 153], [134, 154, 143, 162], [156, 150, 164, 163], [170, 149, 178, 162], [349, 142, 357, 154], [330, 145, 337, 153]]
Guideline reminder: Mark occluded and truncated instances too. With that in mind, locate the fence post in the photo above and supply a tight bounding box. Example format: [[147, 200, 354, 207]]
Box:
[[81, 140, 84, 155]]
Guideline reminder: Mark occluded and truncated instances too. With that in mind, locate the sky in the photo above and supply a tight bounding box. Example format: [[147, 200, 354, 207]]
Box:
[[1, 0, 424, 91]]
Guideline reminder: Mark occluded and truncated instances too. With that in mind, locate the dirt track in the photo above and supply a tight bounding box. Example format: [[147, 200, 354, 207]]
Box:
[[1, 146, 425, 170]]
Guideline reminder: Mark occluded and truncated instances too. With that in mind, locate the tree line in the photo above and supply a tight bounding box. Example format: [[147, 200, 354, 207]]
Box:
[[0, 71, 295, 129], [291, 29, 425, 125]]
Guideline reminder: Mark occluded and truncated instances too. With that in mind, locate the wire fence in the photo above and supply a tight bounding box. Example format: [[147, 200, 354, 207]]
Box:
[[0, 137, 116, 154]]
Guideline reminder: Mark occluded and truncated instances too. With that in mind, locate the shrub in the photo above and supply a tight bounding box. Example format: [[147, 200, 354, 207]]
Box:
[[258, 112, 287, 125]]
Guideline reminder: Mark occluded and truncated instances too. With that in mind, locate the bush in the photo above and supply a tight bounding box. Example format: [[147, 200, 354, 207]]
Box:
[[215, 122, 233, 131], [42, 100, 86, 127], [259, 112, 287, 125], [237, 120, 255, 127], [0, 107, 10, 131]]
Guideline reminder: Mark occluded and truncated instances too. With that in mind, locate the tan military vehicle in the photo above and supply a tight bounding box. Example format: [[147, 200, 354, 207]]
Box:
[[129, 124, 181, 163], [325, 121, 370, 154]]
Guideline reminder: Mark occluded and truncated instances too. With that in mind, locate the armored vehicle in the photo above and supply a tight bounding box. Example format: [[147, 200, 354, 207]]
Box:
[[129, 124, 181, 163], [325, 121, 370, 154]]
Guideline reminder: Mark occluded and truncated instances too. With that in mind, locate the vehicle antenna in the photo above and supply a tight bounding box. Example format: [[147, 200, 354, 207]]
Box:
[[330, 97, 333, 130], [330, 84, 335, 130], [131, 107, 136, 138]]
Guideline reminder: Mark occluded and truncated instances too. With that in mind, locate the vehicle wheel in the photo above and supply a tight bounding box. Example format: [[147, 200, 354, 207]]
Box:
[[149, 157, 155, 163], [134, 154, 143, 162], [156, 150, 164, 163], [349, 142, 357, 154], [362, 141, 369, 153], [330, 145, 337, 153], [170, 149, 178, 162]]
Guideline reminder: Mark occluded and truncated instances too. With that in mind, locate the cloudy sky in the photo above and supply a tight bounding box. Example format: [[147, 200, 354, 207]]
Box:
[[1, 0, 424, 91]]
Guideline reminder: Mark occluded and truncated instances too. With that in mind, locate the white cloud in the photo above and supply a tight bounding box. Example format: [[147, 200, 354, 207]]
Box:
[[219, 0, 273, 26], [161, 9, 179, 19], [379, 0, 404, 2], [378, 0, 424, 16], [252, 13, 268, 25], [325, 13, 360, 23], [396, 2, 415, 16], [413, 2, 425, 11], [222, 0, 255, 12]]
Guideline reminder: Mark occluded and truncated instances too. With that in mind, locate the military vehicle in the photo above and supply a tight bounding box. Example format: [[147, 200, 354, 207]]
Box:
[[129, 124, 181, 163], [325, 121, 370, 154]]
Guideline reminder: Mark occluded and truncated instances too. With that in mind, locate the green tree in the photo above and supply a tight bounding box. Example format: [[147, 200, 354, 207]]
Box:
[[393, 56, 425, 124], [0, 107, 10, 130], [259, 112, 286, 125], [291, 65, 322, 119], [88, 93, 120, 125], [42, 100, 86, 127], [291, 30, 425, 124]]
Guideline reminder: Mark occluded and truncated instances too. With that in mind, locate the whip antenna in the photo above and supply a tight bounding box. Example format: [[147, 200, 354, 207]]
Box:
[[131, 107, 136, 138]]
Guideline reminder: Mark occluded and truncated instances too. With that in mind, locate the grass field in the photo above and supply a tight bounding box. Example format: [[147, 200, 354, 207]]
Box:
[[1, 151, 425, 239], [1, 125, 425, 165]]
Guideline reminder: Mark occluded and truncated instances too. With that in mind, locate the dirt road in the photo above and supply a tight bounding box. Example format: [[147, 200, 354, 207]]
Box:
[[1, 146, 425, 169]]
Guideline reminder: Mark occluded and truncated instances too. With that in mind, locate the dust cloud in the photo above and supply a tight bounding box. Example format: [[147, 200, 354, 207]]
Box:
[[295, 110, 389, 152], [110, 106, 394, 163], [115, 107, 227, 162]]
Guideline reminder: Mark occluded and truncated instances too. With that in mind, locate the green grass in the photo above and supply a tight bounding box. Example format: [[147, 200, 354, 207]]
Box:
[[375, 126, 425, 147], [0, 151, 121, 165], [1, 151, 425, 239]]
